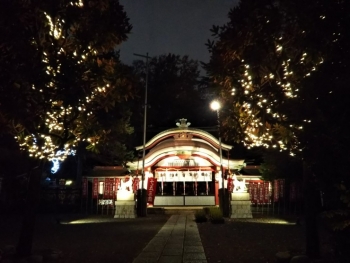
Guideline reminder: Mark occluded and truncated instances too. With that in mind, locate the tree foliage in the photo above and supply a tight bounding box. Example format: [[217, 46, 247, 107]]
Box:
[[132, 54, 209, 133], [205, 0, 346, 154], [259, 150, 302, 182], [0, 0, 135, 164]]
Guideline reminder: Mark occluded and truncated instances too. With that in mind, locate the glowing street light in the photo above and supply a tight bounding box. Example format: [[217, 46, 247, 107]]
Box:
[[210, 100, 228, 216], [210, 100, 221, 111]]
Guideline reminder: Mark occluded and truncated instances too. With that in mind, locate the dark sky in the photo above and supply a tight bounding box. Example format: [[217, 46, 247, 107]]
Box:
[[118, 0, 239, 69]]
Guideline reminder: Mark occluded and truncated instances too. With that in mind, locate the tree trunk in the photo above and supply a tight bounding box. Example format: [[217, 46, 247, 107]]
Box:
[[16, 163, 42, 257], [303, 161, 320, 258]]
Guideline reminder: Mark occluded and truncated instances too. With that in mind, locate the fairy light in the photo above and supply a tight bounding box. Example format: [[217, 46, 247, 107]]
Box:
[[51, 149, 76, 174], [224, 33, 325, 155], [15, 0, 114, 164]]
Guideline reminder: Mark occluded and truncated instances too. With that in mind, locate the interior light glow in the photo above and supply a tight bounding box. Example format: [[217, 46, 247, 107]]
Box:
[[65, 180, 73, 186]]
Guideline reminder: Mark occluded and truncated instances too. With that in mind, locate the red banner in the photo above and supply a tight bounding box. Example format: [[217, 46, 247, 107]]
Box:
[[279, 179, 285, 198], [82, 177, 88, 198], [227, 177, 233, 193], [104, 178, 114, 199], [274, 179, 285, 202], [274, 179, 279, 202], [258, 183, 264, 204], [249, 182, 254, 202], [253, 183, 258, 203], [147, 177, 157, 205], [133, 178, 139, 192], [110, 178, 115, 199], [93, 178, 98, 199], [248, 181, 270, 204], [103, 178, 109, 199], [264, 182, 270, 203]]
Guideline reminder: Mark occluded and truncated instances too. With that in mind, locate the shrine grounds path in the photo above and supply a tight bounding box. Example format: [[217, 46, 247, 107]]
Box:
[[0, 212, 335, 263]]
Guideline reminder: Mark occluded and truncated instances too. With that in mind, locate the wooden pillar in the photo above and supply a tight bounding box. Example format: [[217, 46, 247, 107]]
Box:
[[215, 181, 219, 205]]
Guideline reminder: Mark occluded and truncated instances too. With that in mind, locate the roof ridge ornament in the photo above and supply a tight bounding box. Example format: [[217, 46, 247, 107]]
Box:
[[176, 118, 191, 128]]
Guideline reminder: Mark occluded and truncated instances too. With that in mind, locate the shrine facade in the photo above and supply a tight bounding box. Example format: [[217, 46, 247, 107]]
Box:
[[85, 119, 264, 213], [124, 119, 261, 206]]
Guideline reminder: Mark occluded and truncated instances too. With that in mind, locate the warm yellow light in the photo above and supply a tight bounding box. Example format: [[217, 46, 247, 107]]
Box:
[[210, 100, 221, 111], [65, 180, 73, 186]]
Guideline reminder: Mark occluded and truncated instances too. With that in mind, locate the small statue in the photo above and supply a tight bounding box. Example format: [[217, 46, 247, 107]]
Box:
[[233, 174, 247, 192], [120, 177, 133, 191]]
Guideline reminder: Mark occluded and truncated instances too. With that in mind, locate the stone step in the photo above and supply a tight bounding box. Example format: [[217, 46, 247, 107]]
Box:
[[147, 206, 205, 215]]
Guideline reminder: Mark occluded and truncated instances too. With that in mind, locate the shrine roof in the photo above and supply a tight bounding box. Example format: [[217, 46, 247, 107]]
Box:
[[135, 119, 232, 152]]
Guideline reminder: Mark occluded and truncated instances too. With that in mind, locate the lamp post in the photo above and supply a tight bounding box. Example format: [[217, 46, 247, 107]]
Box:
[[210, 100, 228, 217], [134, 52, 150, 217]]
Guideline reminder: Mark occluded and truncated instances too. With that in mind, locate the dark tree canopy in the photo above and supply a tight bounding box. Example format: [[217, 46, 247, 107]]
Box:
[[132, 54, 212, 137]]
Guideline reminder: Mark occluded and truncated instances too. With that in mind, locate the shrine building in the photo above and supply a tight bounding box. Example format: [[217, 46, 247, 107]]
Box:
[[87, 118, 262, 209]]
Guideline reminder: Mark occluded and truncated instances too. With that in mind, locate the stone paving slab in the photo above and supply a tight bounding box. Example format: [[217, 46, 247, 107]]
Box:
[[133, 214, 207, 263], [184, 246, 205, 253]]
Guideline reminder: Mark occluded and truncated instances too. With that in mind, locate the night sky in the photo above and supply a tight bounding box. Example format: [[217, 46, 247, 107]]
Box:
[[118, 0, 239, 70]]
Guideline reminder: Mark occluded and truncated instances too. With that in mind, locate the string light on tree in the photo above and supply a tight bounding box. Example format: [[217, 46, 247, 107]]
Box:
[[14, 0, 117, 165], [228, 37, 324, 155]]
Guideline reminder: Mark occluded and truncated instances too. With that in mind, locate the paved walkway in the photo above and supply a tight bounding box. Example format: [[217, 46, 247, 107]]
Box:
[[133, 214, 207, 263]]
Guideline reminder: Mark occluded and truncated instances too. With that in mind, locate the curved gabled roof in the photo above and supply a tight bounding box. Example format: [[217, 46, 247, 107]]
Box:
[[135, 127, 232, 152], [128, 143, 244, 171], [128, 119, 245, 171]]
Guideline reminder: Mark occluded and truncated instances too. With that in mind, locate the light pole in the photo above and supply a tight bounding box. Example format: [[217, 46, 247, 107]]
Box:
[[134, 52, 150, 217], [210, 100, 228, 216]]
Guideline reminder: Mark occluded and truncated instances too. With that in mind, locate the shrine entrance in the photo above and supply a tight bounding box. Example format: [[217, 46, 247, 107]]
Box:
[[153, 169, 216, 206], [127, 119, 245, 207]]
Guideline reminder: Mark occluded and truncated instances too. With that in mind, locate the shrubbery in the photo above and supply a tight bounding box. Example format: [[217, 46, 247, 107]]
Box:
[[208, 207, 225, 224], [194, 210, 207, 223], [194, 207, 225, 224]]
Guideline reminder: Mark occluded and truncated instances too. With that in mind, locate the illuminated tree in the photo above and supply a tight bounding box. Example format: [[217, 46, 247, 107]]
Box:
[[0, 0, 134, 164], [0, 0, 133, 256], [205, 0, 349, 258], [205, 0, 338, 152]]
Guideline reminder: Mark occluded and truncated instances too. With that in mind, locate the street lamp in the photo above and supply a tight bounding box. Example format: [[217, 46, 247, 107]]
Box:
[[134, 52, 150, 217], [210, 100, 228, 217]]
